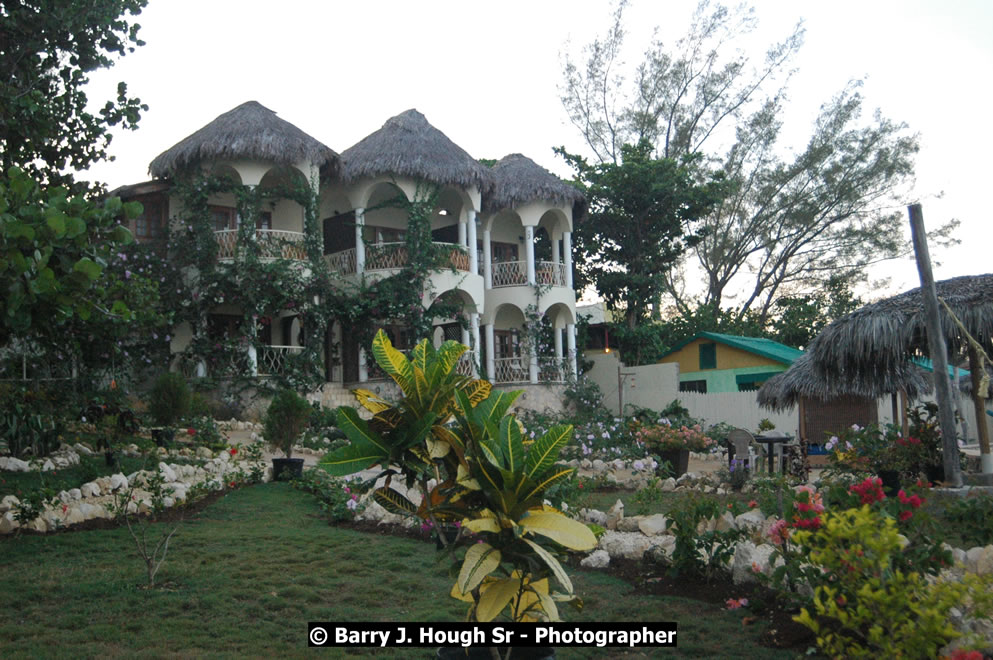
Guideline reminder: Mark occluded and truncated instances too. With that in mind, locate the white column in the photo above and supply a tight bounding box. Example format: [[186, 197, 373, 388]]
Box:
[[554, 326, 563, 360], [483, 229, 492, 289], [358, 346, 368, 383], [461, 324, 470, 348], [470, 313, 480, 377], [485, 323, 495, 381], [563, 231, 573, 289], [529, 350, 539, 384], [467, 210, 478, 275], [552, 234, 560, 265], [458, 219, 467, 247], [247, 344, 258, 376], [525, 226, 536, 286], [567, 323, 577, 377], [355, 207, 365, 274]]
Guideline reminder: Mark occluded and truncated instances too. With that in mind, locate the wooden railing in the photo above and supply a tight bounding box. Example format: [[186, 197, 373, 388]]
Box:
[[214, 229, 307, 261], [323, 242, 470, 276], [491, 261, 527, 288], [258, 345, 304, 376]]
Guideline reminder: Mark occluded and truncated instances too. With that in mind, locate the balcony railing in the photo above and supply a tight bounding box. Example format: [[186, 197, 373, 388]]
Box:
[[491, 261, 527, 288], [324, 242, 470, 276], [492, 357, 529, 383], [258, 345, 305, 376], [536, 261, 567, 287], [537, 356, 570, 383], [214, 229, 307, 261]]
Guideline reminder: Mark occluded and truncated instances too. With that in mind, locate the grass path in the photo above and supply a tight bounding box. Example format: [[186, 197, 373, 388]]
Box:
[[0, 483, 798, 659]]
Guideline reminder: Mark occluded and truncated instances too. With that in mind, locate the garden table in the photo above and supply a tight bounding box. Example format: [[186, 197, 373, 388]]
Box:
[[754, 434, 792, 474]]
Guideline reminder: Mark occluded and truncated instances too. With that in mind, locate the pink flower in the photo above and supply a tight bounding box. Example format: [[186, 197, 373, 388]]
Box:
[[748, 500, 758, 509], [725, 597, 748, 610]]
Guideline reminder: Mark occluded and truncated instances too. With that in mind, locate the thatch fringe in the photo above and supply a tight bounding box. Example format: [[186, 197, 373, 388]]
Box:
[[339, 109, 492, 191], [803, 274, 993, 388], [149, 101, 339, 178], [757, 354, 933, 412], [483, 153, 583, 212]]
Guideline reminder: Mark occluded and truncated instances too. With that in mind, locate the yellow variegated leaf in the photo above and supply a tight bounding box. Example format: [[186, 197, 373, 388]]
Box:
[[523, 538, 573, 595], [352, 388, 391, 414], [371, 487, 417, 516], [450, 580, 475, 602], [456, 543, 501, 596], [461, 379, 492, 406], [531, 586, 560, 622], [436, 340, 468, 377], [456, 463, 481, 490], [475, 577, 520, 622], [371, 330, 414, 390], [463, 516, 500, 534], [518, 467, 575, 501], [520, 512, 597, 551], [426, 436, 451, 458]]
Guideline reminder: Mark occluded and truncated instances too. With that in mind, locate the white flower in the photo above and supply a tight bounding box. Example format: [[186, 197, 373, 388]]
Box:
[[346, 499, 357, 510], [632, 460, 645, 471]]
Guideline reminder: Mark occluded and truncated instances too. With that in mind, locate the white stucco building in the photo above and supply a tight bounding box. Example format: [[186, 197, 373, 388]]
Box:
[[118, 101, 582, 388]]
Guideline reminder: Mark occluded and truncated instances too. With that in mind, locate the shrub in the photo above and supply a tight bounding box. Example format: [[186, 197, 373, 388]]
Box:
[[148, 372, 191, 428], [793, 506, 993, 659], [665, 493, 745, 578], [292, 469, 363, 522], [263, 389, 311, 459], [942, 493, 993, 547]]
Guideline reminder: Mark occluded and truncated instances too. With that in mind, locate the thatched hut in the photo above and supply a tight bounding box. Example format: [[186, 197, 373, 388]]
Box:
[[758, 353, 934, 461], [149, 101, 339, 178], [339, 109, 492, 192], [483, 153, 584, 214], [802, 273, 993, 471]]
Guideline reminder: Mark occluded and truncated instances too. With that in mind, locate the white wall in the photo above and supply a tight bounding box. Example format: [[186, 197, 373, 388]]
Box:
[[584, 351, 680, 416]]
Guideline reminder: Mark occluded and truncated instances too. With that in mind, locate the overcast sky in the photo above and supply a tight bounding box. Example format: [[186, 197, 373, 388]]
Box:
[[84, 0, 993, 302]]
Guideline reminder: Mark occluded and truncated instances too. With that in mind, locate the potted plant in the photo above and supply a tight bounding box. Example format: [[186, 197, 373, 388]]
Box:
[[632, 420, 714, 478], [264, 388, 311, 480], [147, 372, 191, 447], [322, 331, 595, 657]]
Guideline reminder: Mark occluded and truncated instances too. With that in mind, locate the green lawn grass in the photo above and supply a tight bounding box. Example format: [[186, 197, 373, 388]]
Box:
[[0, 483, 796, 659]]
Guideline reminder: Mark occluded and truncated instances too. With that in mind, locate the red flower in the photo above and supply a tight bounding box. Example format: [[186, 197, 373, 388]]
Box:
[[188, 428, 196, 436], [229, 447, 238, 456], [748, 500, 758, 508], [899, 510, 913, 522], [228, 481, 236, 488]]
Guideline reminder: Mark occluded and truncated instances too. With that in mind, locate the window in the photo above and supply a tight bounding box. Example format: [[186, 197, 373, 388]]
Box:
[[735, 372, 780, 392], [491, 242, 518, 263], [210, 205, 236, 231], [494, 330, 521, 359], [134, 195, 167, 240], [257, 211, 272, 230], [699, 342, 717, 370], [679, 380, 707, 393]]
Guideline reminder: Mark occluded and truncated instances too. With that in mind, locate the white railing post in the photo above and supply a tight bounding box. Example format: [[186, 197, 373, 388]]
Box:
[[470, 313, 480, 378], [483, 229, 492, 289], [358, 346, 368, 383], [485, 323, 495, 381], [567, 323, 577, 377], [248, 344, 258, 376], [563, 231, 573, 289], [467, 211, 478, 276], [525, 226, 535, 286], [355, 207, 365, 274]]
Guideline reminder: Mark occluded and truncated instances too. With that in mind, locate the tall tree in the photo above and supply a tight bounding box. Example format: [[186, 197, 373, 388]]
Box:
[[0, 0, 148, 191], [560, 1, 954, 322], [556, 140, 726, 348]]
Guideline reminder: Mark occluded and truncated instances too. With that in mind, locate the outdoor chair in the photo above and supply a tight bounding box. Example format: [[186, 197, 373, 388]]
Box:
[[727, 429, 757, 472]]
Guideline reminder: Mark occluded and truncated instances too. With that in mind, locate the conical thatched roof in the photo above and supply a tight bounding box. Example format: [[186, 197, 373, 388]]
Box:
[[757, 353, 933, 412], [340, 109, 492, 190], [803, 274, 993, 391], [483, 153, 584, 212], [149, 101, 339, 178]]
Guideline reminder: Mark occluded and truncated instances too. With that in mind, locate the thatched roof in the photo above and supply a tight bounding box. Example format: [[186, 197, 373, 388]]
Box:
[[757, 353, 933, 412], [803, 274, 993, 390], [340, 109, 492, 191], [149, 101, 339, 178], [483, 153, 584, 212]]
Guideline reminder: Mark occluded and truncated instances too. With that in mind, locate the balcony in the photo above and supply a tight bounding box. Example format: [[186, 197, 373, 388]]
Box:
[[258, 345, 304, 376], [491, 260, 567, 288], [323, 242, 470, 277], [214, 229, 307, 261], [491, 356, 570, 384]]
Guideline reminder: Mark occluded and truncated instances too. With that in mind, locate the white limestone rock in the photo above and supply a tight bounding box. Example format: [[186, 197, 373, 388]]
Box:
[[598, 531, 651, 560], [965, 546, 993, 575], [42, 459, 56, 472], [616, 516, 644, 533], [4, 457, 30, 472], [605, 499, 624, 530], [714, 511, 737, 532], [579, 509, 608, 527], [734, 509, 767, 532], [660, 477, 677, 492], [638, 514, 668, 536], [65, 507, 85, 525], [80, 482, 101, 499], [0, 495, 20, 512], [110, 473, 128, 491], [580, 550, 611, 569], [158, 462, 177, 483]]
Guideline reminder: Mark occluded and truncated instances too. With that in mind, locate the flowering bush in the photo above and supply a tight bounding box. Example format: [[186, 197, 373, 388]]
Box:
[[292, 468, 363, 522], [633, 421, 714, 453]]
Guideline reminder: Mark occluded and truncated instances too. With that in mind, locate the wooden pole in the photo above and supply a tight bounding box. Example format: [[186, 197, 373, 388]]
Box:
[[967, 343, 992, 464], [900, 389, 910, 438], [908, 203, 962, 486], [891, 392, 899, 426]]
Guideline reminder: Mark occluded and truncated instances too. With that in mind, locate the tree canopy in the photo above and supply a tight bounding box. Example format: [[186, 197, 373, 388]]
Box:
[[557, 140, 726, 349], [560, 0, 956, 325], [0, 0, 148, 191]]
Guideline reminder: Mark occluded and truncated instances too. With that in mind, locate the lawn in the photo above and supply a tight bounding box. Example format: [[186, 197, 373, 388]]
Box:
[[0, 483, 799, 659]]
